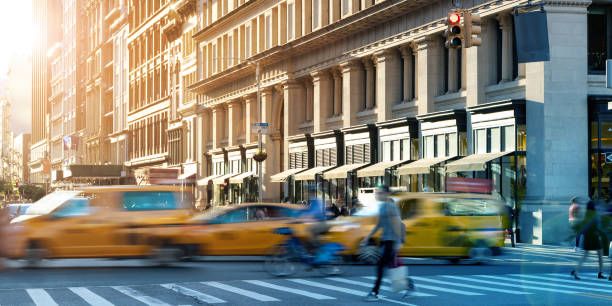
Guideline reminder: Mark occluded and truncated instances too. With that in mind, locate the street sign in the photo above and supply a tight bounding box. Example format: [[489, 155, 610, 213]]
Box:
[[251, 122, 269, 134], [606, 153, 612, 164]]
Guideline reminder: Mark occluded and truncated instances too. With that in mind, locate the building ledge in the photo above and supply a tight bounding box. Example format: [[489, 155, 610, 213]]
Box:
[[125, 153, 168, 167]]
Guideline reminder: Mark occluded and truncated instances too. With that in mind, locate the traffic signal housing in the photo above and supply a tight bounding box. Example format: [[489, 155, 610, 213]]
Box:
[[464, 12, 482, 48], [445, 11, 463, 49]]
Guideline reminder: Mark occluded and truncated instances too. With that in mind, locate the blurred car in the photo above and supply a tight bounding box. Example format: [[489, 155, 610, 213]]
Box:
[[7, 203, 32, 219], [142, 203, 306, 259], [326, 192, 506, 264], [3, 185, 196, 264]]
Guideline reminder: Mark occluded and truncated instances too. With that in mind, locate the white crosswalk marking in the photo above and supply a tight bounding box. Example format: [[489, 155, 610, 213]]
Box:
[[26, 289, 59, 306], [203, 281, 280, 302], [410, 276, 530, 295], [244, 280, 335, 300], [477, 274, 612, 294], [326, 277, 435, 297], [69, 287, 115, 306], [441, 275, 578, 294], [111, 286, 171, 306], [288, 278, 418, 306], [364, 276, 484, 296], [519, 274, 612, 288], [160, 284, 226, 304]]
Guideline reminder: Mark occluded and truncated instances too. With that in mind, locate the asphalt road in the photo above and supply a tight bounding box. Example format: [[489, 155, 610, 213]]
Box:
[[0, 244, 611, 305]]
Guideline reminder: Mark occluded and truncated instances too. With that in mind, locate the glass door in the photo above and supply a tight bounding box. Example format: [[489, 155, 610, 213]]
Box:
[[590, 115, 612, 200]]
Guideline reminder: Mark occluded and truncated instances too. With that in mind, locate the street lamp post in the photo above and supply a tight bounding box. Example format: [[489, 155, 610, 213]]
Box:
[[213, 58, 263, 203]]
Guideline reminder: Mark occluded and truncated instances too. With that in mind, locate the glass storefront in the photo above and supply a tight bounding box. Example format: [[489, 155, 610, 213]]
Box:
[[588, 98, 612, 200]]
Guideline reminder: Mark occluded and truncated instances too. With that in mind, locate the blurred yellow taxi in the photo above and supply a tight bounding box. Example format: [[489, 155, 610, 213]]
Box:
[[143, 203, 305, 258], [327, 193, 506, 263], [3, 185, 195, 264]]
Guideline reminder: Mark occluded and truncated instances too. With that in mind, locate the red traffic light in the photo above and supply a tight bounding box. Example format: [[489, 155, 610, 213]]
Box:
[[448, 12, 461, 25]]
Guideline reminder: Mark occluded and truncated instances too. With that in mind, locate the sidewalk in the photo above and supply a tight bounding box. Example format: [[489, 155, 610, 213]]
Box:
[[496, 243, 607, 267]]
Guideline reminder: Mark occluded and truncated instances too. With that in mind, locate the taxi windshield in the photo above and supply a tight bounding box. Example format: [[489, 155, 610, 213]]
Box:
[[25, 191, 82, 215]]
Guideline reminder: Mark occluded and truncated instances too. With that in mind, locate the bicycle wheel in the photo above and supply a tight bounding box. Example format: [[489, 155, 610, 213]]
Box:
[[317, 256, 344, 276], [264, 246, 297, 277]]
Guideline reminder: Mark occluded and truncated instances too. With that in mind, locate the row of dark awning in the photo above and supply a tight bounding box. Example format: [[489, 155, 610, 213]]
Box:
[[197, 172, 257, 186], [271, 151, 516, 182]]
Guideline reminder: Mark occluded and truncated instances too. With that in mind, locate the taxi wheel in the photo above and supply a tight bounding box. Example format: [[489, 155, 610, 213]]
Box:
[[357, 244, 380, 265], [468, 245, 493, 264], [151, 244, 183, 266], [24, 241, 46, 268]]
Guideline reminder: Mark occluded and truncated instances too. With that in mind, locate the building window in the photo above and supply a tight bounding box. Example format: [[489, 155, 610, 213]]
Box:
[[212, 0, 218, 22], [228, 34, 234, 66], [423, 136, 434, 159], [212, 44, 217, 73], [474, 125, 515, 153], [288, 2, 294, 40], [313, 0, 320, 29], [265, 14, 272, 49], [245, 24, 252, 58], [588, 5, 611, 74]]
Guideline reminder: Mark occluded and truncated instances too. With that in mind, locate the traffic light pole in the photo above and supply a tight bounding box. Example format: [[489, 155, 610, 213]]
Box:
[[256, 62, 263, 203]]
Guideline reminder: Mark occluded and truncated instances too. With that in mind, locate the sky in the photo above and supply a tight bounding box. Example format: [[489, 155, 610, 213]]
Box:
[[0, 1, 33, 135]]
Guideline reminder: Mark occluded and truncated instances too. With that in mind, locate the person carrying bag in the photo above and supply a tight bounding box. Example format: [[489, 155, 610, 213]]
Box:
[[362, 185, 412, 301]]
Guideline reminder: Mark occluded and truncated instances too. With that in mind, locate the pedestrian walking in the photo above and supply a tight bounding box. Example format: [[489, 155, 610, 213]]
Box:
[[571, 200, 606, 280], [569, 196, 582, 250], [361, 185, 404, 302], [502, 204, 515, 247]]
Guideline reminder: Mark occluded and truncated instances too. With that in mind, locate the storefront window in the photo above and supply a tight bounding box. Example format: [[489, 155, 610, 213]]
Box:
[[435, 134, 446, 157], [402, 139, 411, 160], [503, 125, 515, 151], [382, 141, 392, 162], [517, 124, 527, 151], [475, 129, 487, 154], [490, 127, 501, 153], [424, 136, 434, 158], [448, 133, 458, 156]]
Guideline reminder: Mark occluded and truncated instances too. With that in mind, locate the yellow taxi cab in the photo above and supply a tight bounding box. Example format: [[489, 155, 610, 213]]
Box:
[[142, 203, 305, 258], [3, 185, 195, 264], [326, 192, 506, 263]]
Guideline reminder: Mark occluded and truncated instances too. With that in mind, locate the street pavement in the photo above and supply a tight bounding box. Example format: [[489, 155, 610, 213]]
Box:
[[0, 244, 611, 305]]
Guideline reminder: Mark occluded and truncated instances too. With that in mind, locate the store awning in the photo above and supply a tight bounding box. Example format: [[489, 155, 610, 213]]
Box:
[[270, 168, 306, 183], [323, 163, 368, 180], [197, 174, 220, 186], [294, 166, 335, 181], [397, 156, 457, 175], [229, 172, 256, 184], [178, 169, 196, 181], [445, 151, 513, 173], [357, 160, 409, 178], [213, 173, 236, 185]]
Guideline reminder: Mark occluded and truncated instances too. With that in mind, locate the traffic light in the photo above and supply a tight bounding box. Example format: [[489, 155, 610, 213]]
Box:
[[445, 11, 463, 49], [464, 12, 482, 48]]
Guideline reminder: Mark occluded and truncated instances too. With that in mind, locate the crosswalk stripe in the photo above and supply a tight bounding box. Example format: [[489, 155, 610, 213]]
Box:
[[441, 275, 576, 294], [287, 279, 417, 306], [476, 275, 612, 294], [26, 289, 59, 306], [363, 276, 484, 296], [326, 277, 435, 297], [111, 286, 171, 306], [202, 281, 279, 302], [410, 276, 529, 295], [160, 284, 226, 304], [519, 274, 612, 288], [69, 287, 115, 306], [244, 280, 335, 300], [464, 275, 578, 294]]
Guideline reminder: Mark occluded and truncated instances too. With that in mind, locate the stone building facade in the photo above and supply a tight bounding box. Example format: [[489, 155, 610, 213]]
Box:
[[187, 0, 612, 244]]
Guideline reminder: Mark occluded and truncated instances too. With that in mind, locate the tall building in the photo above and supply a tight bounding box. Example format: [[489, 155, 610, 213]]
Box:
[[6, 54, 33, 135], [125, 0, 175, 184], [48, 42, 64, 180], [0, 99, 11, 160], [30, 0, 61, 185], [13, 133, 31, 184], [107, 0, 130, 168], [188, 0, 612, 244]]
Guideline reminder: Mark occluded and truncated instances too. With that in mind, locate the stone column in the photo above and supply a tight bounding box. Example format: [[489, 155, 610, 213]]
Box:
[[523, 0, 591, 244], [400, 45, 414, 102], [374, 48, 402, 122], [340, 60, 364, 126], [498, 13, 514, 82], [282, 79, 302, 171], [303, 78, 314, 122], [332, 68, 342, 116], [243, 94, 256, 144], [363, 58, 375, 110], [227, 100, 242, 147], [260, 87, 280, 202], [211, 105, 224, 149], [415, 36, 439, 115], [311, 70, 332, 132]]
